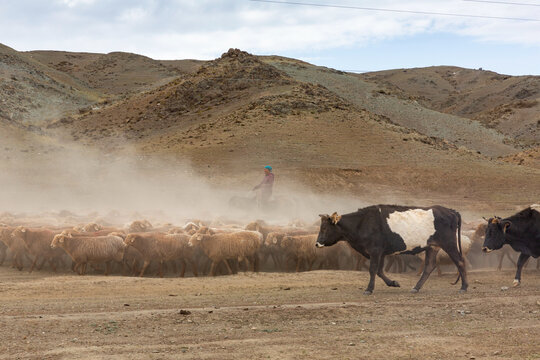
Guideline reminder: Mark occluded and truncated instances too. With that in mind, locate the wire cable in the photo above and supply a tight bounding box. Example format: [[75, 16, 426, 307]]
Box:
[[249, 0, 540, 22], [463, 0, 540, 6]]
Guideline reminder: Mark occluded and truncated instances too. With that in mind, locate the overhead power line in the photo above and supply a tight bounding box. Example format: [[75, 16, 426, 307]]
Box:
[[463, 0, 540, 6], [249, 0, 540, 21]]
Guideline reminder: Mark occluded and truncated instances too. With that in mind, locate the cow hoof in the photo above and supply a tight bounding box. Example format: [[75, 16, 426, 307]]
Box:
[[363, 290, 373, 296], [513, 279, 521, 287], [410, 288, 419, 294], [459, 289, 467, 294], [391, 281, 400, 287]]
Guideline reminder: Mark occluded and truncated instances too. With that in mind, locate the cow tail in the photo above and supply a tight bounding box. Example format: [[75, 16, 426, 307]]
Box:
[[452, 212, 463, 286]]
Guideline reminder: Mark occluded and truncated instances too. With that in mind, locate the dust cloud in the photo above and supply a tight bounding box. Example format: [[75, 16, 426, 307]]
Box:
[[0, 143, 366, 227]]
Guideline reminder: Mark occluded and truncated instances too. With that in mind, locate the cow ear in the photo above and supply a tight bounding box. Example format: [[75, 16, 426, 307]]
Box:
[[318, 214, 327, 218], [502, 221, 511, 233], [330, 212, 341, 224]]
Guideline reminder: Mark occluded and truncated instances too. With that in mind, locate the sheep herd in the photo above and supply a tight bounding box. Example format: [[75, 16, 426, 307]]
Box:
[[0, 217, 527, 278]]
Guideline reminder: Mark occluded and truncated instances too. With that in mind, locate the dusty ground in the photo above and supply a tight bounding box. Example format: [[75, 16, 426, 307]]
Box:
[[0, 266, 538, 359]]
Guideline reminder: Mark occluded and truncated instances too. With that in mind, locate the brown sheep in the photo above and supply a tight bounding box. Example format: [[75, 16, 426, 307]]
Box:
[[0, 225, 30, 270], [124, 232, 198, 277], [280, 234, 318, 272], [51, 233, 126, 275], [11, 227, 65, 272], [127, 220, 153, 233], [188, 227, 262, 276]]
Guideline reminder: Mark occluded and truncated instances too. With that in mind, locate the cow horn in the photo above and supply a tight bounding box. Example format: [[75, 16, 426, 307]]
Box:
[[330, 212, 341, 224], [482, 216, 488, 222]]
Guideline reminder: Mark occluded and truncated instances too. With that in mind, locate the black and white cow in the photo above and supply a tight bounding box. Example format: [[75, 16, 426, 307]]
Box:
[[482, 204, 540, 287], [316, 205, 467, 295]]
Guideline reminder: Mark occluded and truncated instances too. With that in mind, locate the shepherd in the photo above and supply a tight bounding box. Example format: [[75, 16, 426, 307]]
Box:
[[252, 165, 274, 209]]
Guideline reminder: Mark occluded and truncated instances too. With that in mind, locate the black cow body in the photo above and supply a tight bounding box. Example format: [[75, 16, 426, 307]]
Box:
[[316, 205, 467, 294], [483, 205, 540, 286]]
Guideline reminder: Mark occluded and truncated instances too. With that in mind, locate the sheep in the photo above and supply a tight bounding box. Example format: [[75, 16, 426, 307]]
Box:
[[124, 232, 198, 277], [51, 233, 126, 275], [11, 227, 66, 272], [264, 229, 317, 270], [280, 234, 319, 272], [127, 220, 153, 233], [188, 227, 262, 276], [0, 225, 30, 270]]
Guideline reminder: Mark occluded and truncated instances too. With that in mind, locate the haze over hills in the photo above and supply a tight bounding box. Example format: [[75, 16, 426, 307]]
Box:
[[0, 45, 539, 213]]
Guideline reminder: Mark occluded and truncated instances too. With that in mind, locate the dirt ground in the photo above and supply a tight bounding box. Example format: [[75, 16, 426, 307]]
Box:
[[0, 266, 538, 359]]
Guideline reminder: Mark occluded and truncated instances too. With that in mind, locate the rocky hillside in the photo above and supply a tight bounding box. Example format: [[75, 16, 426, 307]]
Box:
[[27, 50, 204, 96], [1, 46, 539, 210], [360, 66, 540, 144], [0, 43, 99, 128]]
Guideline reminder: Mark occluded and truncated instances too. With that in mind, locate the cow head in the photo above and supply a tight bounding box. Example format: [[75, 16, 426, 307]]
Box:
[[315, 212, 343, 248], [482, 217, 511, 252]]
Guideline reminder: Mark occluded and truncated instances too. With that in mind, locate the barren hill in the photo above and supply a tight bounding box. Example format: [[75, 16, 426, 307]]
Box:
[[27, 50, 204, 97], [43, 49, 539, 208], [263, 57, 519, 158], [0, 43, 100, 128], [1, 47, 539, 212], [360, 66, 540, 144]]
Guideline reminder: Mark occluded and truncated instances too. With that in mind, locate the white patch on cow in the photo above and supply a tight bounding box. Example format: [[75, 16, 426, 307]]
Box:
[[531, 204, 540, 213], [387, 209, 436, 252]]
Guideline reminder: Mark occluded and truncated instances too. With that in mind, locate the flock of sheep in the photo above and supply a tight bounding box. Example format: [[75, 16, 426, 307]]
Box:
[[0, 217, 526, 278]]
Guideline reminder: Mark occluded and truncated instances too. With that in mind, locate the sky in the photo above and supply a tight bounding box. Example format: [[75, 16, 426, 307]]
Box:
[[1, 0, 540, 75]]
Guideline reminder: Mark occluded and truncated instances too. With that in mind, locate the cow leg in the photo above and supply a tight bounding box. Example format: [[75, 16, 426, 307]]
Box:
[[416, 260, 425, 276], [441, 245, 468, 293], [377, 255, 400, 287], [513, 253, 530, 287], [412, 247, 439, 293], [364, 251, 382, 295]]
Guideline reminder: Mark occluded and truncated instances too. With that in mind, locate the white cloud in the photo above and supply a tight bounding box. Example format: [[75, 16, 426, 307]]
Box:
[[1, 0, 539, 67]]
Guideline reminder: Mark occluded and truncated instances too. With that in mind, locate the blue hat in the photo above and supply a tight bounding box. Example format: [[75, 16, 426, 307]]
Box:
[[264, 165, 272, 172]]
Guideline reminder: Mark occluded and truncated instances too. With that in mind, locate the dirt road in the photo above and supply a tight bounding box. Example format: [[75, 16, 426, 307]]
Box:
[[0, 267, 538, 359]]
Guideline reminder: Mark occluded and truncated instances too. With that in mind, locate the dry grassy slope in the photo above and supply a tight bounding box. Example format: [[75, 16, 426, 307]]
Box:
[[262, 57, 518, 158], [49, 49, 540, 208], [0, 43, 100, 127], [360, 66, 540, 144], [27, 50, 204, 97]]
